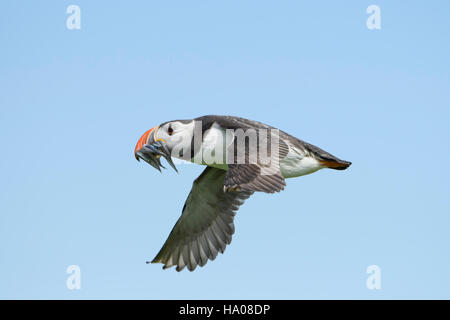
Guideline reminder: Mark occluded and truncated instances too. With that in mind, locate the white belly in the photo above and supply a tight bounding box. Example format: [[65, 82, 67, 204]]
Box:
[[280, 147, 322, 178]]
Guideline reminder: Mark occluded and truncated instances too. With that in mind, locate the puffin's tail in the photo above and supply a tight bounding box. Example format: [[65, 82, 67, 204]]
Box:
[[318, 158, 352, 170], [301, 141, 351, 170]]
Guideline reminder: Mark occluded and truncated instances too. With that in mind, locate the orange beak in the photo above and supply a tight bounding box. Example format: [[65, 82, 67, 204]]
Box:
[[134, 126, 157, 160]]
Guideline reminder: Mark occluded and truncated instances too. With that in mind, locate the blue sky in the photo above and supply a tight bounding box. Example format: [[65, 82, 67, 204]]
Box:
[[1, 1, 449, 299]]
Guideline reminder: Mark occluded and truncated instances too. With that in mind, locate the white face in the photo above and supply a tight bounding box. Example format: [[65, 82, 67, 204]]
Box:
[[154, 121, 195, 160]]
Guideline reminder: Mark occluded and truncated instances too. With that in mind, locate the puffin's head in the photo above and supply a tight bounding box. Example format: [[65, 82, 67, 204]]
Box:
[[134, 120, 195, 172]]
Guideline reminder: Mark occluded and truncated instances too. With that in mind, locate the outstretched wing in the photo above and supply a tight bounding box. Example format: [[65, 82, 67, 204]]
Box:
[[151, 167, 253, 271]]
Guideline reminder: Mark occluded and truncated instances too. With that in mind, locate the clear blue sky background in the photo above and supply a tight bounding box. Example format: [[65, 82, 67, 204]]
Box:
[[1, 1, 449, 299]]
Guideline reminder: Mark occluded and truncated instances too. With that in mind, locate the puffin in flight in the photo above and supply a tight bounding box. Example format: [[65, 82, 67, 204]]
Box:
[[134, 115, 351, 271]]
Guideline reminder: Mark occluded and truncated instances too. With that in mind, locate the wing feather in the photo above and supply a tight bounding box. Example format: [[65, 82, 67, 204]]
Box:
[[223, 125, 288, 193], [151, 167, 253, 271]]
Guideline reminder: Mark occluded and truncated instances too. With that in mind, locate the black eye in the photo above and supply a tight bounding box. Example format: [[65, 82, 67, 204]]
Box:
[[168, 126, 174, 135]]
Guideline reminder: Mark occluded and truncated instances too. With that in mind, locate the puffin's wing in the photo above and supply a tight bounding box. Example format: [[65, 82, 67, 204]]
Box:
[[151, 167, 253, 271], [225, 163, 285, 193], [224, 128, 289, 193]]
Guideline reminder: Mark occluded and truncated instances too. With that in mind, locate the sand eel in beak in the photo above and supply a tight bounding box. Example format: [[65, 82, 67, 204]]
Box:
[[134, 115, 351, 271], [134, 126, 178, 172]]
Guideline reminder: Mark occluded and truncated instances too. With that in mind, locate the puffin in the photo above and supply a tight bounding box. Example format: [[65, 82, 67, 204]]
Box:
[[134, 115, 351, 271]]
